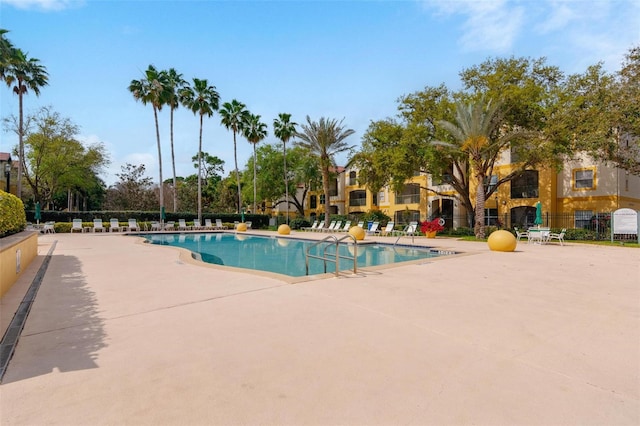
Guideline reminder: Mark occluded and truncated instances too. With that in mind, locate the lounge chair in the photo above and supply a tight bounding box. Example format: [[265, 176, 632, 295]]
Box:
[[514, 227, 528, 242], [380, 222, 395, 236], [328, 221, 342, 232], [71, 219, 83, 233], [245, 221, 252, 230], [214, 219, 225, 230], [164, 221, 176, 231], [93, 218, 106, 232], [42, 221, 55, 234], [395, 222, 418, 237], [320, 221, 336, 232], [547, 228, 566, 246], [128, 218, 141, 232], [304, 220, 319, 231], [192, 219, 203, 230], [178, 219, 189, 231], [150, 221, 162, 231], [336, 221, 351, 232], [109, 218, 122, 232], [365, 222, 380, 235], [204, 219, 214, 230], [356, 221, 364, 228]]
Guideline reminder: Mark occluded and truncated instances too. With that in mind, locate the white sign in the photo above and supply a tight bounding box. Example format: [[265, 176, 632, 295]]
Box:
[[612, 208, 638, 234]]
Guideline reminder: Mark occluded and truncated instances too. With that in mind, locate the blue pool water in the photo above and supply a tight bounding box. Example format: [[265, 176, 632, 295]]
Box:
[[143, 233, 453, 277]]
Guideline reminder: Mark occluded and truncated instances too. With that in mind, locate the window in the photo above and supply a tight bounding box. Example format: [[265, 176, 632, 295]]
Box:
[[329, 179, 338, 196], [484, 175, 498, 192], [575, 210, 592, 229], [310, 195, 317, 209], [349, 190, 366, 206], [573, 168, 595, 190], [511, 170, 539, 199], [484, 208, 498, 226], [395, 183, 420, 204], [378, 191, 385, 203], [349, 171, 357, 186], [432, 164, 454, 186], [319, 194, 325, 204]]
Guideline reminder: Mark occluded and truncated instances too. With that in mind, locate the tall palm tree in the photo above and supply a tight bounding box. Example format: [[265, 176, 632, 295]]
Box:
[[180, 78, 220, 223], [295, 116, 355, 227], [437, 97, 516, 239], [219, 99, 250, 213], [243, 113, 268, 214], [0, 29, 14, 75], [128, 65, 168, 218], [3, 48, 48, 198], [273, 113, 297, 224], [164, 68, 186, 212]]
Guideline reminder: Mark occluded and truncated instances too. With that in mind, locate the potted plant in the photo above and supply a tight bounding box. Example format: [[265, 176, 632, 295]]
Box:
[[420, 218, 445, 238]]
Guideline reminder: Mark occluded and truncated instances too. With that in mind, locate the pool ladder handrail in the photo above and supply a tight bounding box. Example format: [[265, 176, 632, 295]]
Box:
[[305, 234, 358, 277]]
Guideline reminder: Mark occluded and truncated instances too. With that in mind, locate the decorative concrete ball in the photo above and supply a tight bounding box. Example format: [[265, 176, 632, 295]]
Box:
[[236, 222, 247, 232], [278, 224, 291, 235], [487, 229, 517, 252], [349, 225, 365, 241]]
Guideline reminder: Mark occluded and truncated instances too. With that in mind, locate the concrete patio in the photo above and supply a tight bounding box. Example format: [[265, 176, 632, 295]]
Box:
[[1, 231, 638, 425]]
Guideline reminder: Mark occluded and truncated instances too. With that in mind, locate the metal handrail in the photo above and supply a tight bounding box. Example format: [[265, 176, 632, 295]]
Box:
[[305, 234, 358, 277]]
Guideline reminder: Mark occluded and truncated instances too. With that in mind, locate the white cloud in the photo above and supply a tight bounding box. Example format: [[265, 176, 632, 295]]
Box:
[[2, 0, 84, 11]]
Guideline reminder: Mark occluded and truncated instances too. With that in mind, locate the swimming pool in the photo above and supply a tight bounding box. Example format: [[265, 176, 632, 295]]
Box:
[[143, 233, 454, 278]]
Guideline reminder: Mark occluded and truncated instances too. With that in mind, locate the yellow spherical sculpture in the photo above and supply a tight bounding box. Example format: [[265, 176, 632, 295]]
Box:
[[487, 230, 517, 252], [236, 222, 247, 232], [348, 225, 365, 241], [278, 224, 291, 235]]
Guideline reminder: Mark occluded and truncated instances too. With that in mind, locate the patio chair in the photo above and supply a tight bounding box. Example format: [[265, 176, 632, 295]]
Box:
[[394, 222, 418, 237], [380, 222, 395, 236], [204, 219, 214, 230], [320, 221, 336, 232], [356, 221, 364, 228], [365, 222, 380, 235], [514, 227, 528, 242], [245, 221, 252, 229], [109, 218, 122, 232], [313, 221, 328, 232], [192, 219, 203, 230], [164, 221, 176, 231], [150, 221, 162, 231], [93, 218, 106, 232], [178, 219, 190, 231], [214, 219, 225, 230], [127, 219, 141, 232], [71, 218, 84, 233], [328, 220, 342, 232], [42, 221, 56, 234], [547, 228, 566, 246], [303, 220, 319, 231], [336, 221, 351, 232]]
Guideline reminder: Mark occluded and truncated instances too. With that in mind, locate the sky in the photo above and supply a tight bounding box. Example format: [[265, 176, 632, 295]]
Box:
[[1, 0, 639, 187]]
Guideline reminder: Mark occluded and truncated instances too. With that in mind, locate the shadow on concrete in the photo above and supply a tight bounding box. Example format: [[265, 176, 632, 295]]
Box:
[[2, 254, 107, 383]]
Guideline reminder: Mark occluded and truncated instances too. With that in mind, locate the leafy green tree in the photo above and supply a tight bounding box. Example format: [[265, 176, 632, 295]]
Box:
[[128, 65, 168, 216], [2, 46, 48, 198], [295, 116, 355, 226], [164, 68, 187, 212], [243, 113, 268, 214], [180, 78, 220, 222], [189, 152, 224, 211], [0, 29, 14, 75], [273, 113, 297, 223], [18, 107, 109, 209], [220, 99, 250, 212]]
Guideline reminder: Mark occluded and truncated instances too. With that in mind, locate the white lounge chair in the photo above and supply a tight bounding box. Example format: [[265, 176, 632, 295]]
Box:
[[214, 219, 225, 230], [204, 219, 214, 230], [328, 221, 342, 232], [304, 220, 319, 231], [164, 221, 176, 231], [548, 228, 566, 245], [336, 221, 351, 232], [514, 227, 528, 242], [356, 221, 364, 228], [93, 218, 106, 232], [192, 219, 203, 230], [42, 221, 55, 234], [366, 222, 380, 235], [380, 222, 395, 236], [128, 218, 141, 232], [150, 221, 162, 231], [320, 221, 336, 232], [245, 221, 252, 229], [71, 219, 83, 233], [109, 218, 122, 232], [394, 222, 418, 236], [178, 219, 189, 230]]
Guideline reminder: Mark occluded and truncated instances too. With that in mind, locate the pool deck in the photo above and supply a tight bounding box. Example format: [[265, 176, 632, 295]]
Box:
[[1, 230, 638, 425]]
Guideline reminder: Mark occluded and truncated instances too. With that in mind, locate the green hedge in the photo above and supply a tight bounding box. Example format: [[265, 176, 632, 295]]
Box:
[[0, 190, 27, 237]]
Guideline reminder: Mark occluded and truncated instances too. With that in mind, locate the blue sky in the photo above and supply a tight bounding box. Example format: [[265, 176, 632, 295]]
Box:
[[1, 0, 639, 186]]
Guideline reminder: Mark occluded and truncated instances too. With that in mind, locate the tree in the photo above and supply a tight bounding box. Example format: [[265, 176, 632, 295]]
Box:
[[243, 113, 268, 214], [295, 116, 355, 226], [164, 68, 187, 212], [273, 113, 297, 223], [189, 152, 224, 210], [2, 46, 48, 198], [104, 163, 157, 211], [16, 107, 109, 209], [128, 65, 168, 218], [180, 78, 220, 222], [0, 29, 14, 74], [219, 99, 250, 213]]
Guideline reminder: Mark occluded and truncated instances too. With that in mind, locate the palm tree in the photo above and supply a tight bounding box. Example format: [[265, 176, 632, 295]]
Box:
[[128, 65, 168, 218], [295, 116, 355, 227], [164, 68, 187, 213], [273, 113, 297, 224], [3, 48, 49, 198], [180, 78, 220, 223], [243, 113, 268, 214], [437, 97, 518, 239], [219, 99, 250, 213]]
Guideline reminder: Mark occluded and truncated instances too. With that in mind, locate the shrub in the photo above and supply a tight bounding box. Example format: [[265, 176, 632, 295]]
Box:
[[0, 190, 27, 237], [360, 210, 392, 226], [289, 217, 310, 230]]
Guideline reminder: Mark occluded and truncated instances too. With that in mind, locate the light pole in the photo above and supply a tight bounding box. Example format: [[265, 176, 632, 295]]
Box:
[[495, 194, 499, 228], [4, 162, 10, 193]]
